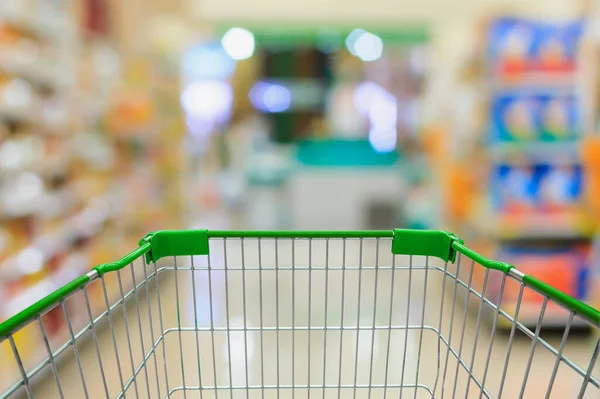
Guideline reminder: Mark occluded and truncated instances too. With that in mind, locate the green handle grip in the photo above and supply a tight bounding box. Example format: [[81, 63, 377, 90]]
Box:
[[0, 275, 90, 338]]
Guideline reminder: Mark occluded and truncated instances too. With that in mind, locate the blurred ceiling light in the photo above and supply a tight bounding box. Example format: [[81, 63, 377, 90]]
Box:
[[352, 81, 387, 115], [249, 81, 292, 113], [221, 28, 255, 61], [181, 81, 233, 122], [368, 92, 397, 127], [354, 31, 383, 62], [183, 43, 235, 81], [345, 29, 366, 56], [368, 126, 397, 153], [186, 114, 215, 138], [354, 81, 397, 153]]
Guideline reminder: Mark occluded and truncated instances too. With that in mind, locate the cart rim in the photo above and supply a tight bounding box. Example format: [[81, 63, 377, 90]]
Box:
[[1, 228, 599, 339]]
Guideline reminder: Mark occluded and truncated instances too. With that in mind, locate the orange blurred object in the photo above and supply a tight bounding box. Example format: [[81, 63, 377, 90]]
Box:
[[0, 24, 22, 45], [445, 161, 476, 222], [580, 137, 600, 225], [106, 91, 156, 136]]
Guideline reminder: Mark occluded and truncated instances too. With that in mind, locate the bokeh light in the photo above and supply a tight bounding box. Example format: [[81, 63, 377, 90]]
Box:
[[249, 81, 292, 113], [183, 43, 236, 81], [181, 81, 233, 121], [368, 92, 397, 127], [352, 81, 387, 115], [346, 29, 383, 61], [368, 125, 397, 153], [221, 28, 255, 60], [345, 29, 366, 56], [354, 31, 383, 61]]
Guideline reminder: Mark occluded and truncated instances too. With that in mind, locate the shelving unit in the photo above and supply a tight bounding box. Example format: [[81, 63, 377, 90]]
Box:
[[482, 17, 593, 327], [0, 2, 126, 392]]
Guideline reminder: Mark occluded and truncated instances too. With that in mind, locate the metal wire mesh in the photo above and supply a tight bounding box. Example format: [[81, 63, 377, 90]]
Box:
[[1, 237, 599, 398]]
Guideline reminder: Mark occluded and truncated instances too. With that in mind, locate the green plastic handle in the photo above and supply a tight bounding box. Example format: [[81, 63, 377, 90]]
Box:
[[0, 275, 90, 338], [141, 230, 209, 263], [208, 230, 393, 238], [93, 242, 152, 275], [392, 229, 462, 262], [1, 228, 599, 340], [522, 275, 600, 325], [452, 241, 514, 274]]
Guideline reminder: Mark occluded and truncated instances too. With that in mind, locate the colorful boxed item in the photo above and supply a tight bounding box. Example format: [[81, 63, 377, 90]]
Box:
[[488, 18, 536, 76], [492, 162, 582, 214], [537, 163, 583, 212], [538, 94, 580, 141], [490, 93, 538, 142], [489, 93, 580, 143], [493, 245, 590, 316], [536, 20, 584, 73], [492, 163, 538, 213], [488, 18, 584, 76]]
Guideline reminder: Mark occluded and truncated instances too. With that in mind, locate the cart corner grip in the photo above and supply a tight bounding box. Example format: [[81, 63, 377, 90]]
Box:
[[141, 229, 210, 263], [392, 229, 462, 263]]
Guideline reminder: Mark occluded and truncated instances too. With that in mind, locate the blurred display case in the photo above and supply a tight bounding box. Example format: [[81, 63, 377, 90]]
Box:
[[447, 15, 598, 328]]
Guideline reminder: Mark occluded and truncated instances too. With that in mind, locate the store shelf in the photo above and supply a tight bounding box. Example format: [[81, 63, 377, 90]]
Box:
[[0, 10, 67, 42], [0, 190, 117, 279], [487, 214, 593, 240], [489, 141, 580, 164], [473, 17, 594, 331], [0, 189, 76, 221], [0, 54, 59, 90], [490, 73, 578, 90]]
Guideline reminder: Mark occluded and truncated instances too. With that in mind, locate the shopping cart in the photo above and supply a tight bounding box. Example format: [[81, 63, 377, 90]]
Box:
[[0, 229, 599, 399]]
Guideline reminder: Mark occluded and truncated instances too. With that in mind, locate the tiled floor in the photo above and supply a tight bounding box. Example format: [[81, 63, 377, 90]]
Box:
[[15, 237, 600, 398]]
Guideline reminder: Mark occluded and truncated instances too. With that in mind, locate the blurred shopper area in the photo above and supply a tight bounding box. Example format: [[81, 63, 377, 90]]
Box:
[[0, 0, 600, 398]]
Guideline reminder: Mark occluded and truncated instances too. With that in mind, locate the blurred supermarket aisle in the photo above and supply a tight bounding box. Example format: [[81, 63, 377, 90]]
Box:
[[2, 0, 600, 398]]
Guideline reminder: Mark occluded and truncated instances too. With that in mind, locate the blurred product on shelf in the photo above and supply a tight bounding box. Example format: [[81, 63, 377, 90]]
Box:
[[490, 92, 581, 143], [0, 2, 187, 392], [488, 17, 583, 79], [494, 243, 591, 324], [445, 14, 596, 327]]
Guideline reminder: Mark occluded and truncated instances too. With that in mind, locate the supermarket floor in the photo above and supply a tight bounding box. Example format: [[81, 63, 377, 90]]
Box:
[[29, 237, 599, 399]]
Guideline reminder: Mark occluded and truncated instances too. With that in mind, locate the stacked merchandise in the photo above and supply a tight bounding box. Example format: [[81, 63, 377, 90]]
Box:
[[484, 17, 592, 326], [0, 8, 187, 395], [0, 2, 123, 391], [104, 54, 185, 237]]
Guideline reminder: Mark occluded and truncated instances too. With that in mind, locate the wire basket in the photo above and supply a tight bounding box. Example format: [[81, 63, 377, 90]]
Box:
[[0, 229, 599, 398]]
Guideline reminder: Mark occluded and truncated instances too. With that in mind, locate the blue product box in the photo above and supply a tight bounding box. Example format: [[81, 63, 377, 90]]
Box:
[[538, 94, 580, 141], [492, 163, 538, 211], [488, 18, 585, 74], [536, 163, 582, 209], [490, 93, 538, 143], [535, 20, 585, 68], [490, 93, 580, 143], [488, 17, 536, 69], [491, 163, 582, 212]]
